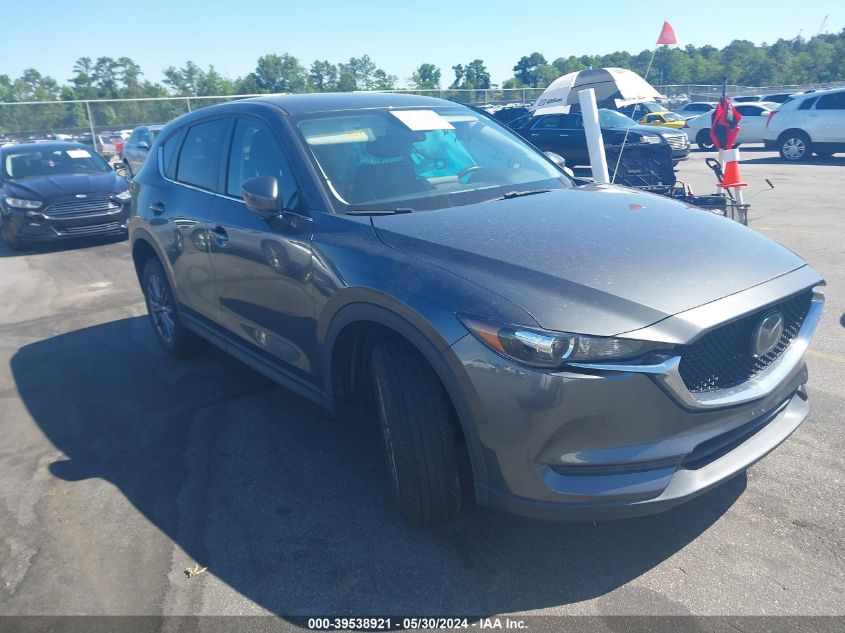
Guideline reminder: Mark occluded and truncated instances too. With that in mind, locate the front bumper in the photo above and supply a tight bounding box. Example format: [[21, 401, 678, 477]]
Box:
[[447, 276, 822, 521], [2, 204, 130, 242], [481, 386, 807, 521]]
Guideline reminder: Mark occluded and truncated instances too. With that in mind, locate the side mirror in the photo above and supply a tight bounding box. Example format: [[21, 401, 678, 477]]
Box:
[[113, 163, 129, 177], [242, 176, 282, 215], [544, 151, 567, 169], [137, 141, 150, 150]]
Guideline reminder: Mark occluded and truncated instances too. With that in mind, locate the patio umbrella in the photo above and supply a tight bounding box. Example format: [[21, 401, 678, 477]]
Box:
[[530, 67, 665, 115]]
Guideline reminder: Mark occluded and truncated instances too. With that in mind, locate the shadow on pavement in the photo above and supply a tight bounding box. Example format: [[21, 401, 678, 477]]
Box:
[[0, 233, 127, 258], [12, 316, 745, 616], [740, 155, 845, 167]]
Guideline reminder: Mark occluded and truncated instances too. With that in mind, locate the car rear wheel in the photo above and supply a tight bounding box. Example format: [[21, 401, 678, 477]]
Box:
[[371, 337, 463, 525], [142, 258, 205, 358], [779, 132, 811, 161], [1, 218, 25, 251], [696, 130, 715, 151]]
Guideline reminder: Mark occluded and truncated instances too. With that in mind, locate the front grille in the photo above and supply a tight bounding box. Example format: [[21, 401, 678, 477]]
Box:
[[43, 198, 121, 219], [55, 221, 123, 236], [666, 135, 688, 150], [678, 290, 813, 393]]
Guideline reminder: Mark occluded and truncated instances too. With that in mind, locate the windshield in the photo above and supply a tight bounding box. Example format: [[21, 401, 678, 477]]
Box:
[[662, 112, 683, 122], [2, 147, 111, 179], [599, 110, 638, 128], [293, 107, 571, 212]]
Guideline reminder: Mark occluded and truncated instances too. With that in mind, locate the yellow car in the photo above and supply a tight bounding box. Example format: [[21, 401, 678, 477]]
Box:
[[639, 111, 687, 129]]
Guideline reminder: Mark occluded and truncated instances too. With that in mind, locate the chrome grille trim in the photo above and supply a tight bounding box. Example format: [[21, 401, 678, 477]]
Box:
[[568, 288, 824, 410], [42, 198, 121, 219]]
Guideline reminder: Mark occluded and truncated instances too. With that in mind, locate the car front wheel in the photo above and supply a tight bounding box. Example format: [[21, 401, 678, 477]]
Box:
[[696, 130, 715, 151], [779, 132, 811, 161], [142, 258, 205, 358], [371, 337, 463, 525], [1, 216, 25, 251]]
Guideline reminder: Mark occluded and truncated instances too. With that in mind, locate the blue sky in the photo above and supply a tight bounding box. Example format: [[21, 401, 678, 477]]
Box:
[[2, 0, 839, 86]]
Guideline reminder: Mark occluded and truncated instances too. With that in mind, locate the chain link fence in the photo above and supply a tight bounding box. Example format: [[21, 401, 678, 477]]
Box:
[[2, 83, 843, 140]]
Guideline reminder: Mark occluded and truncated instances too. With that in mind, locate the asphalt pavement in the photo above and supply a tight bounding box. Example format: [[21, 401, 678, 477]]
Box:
[[0, 149, 843, 624]]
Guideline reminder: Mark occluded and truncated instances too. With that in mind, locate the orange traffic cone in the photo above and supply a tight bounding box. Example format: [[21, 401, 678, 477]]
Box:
[[717, 148, 746, 189]]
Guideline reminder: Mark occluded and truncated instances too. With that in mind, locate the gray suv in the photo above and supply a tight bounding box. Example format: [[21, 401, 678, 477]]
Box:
[[129, 93, 824, 525]]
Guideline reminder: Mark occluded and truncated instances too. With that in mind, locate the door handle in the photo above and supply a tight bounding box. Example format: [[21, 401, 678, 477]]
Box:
[[210, 225, 229, 246], [149, 201, 165, 215], [559, 133, 569, 137]]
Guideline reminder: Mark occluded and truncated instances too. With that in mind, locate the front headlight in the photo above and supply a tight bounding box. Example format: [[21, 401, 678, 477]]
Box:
[[4, 197, 43, 209], [459, 315, 670, 368], [115, 189, 132, 200], [639, 135, 661, 144]]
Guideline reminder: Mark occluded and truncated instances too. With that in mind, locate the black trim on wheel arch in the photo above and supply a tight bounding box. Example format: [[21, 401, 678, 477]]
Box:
[[322, 301, 489, 489], [131, 230, 178, 292]]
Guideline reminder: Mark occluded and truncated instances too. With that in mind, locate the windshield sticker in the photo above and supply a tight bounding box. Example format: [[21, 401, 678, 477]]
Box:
[[390, 110, 455, 131], [66, 149, 92, 158]]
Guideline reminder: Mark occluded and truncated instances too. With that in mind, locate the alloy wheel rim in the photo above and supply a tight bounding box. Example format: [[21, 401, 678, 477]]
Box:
[[147, 274, 176, 343], [783, 138, 805, 160]]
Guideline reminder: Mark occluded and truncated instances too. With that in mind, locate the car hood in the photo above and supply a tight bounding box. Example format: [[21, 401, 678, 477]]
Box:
[[4, 171, 126, 200], [371, 186, 807, 336], [604, 125, 684, 138]]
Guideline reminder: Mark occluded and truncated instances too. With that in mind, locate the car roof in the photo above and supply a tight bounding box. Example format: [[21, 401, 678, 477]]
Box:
[[0, 141, 90, 156], [133, 124, 165, 131], [734, 101, 774, 107], [240, 91, 450, 115]]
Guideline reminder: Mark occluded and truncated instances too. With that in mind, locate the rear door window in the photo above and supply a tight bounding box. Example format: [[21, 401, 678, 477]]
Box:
[[176, 118, 228, 191]]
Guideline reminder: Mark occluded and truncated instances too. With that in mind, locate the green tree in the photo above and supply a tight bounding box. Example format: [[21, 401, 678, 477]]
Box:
[[513, 52, 547, 87], [410, 63, 441, 89], [450, 59, 491, 89], [252, 53, 308, 93], [309, 60, 338, 91]]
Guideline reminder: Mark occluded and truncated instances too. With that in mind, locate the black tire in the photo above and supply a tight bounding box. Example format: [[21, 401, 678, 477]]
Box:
[[1, 217, 25, 251], [371, 337, 463, 525], [141, 258, 204, 358], [696, 130, 715, 151], [778, 131, 811, 161]]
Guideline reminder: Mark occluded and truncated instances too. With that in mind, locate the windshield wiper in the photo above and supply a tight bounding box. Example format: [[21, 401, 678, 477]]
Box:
[[489, 189, 551, 202], [345, 207, 414, 216]]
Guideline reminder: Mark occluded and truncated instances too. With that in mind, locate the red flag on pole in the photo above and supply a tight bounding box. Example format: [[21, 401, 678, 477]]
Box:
[[657, 21, 678, 45]]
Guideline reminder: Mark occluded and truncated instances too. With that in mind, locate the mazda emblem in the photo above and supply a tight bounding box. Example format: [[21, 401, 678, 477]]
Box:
[[751, 311, 784, 357]]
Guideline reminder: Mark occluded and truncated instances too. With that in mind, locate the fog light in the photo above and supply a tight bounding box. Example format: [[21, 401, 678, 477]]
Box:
[[25, 210, 43, 219]]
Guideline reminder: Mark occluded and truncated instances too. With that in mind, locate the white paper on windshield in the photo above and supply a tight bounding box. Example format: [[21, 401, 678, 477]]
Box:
[[66, 149, 91, 158], [390, 110, 454, 131]]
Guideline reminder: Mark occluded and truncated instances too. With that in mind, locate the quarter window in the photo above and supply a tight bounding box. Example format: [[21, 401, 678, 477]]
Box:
[[225, 119, 304, 212], [175, 119, 228, 191], [161, 127, 186, 180], [816, 93, 845, 111], [798, 97, 817, 110]]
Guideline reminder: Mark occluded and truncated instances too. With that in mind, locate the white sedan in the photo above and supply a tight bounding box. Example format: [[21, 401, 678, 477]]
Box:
[[683, 102, 776, 150]]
